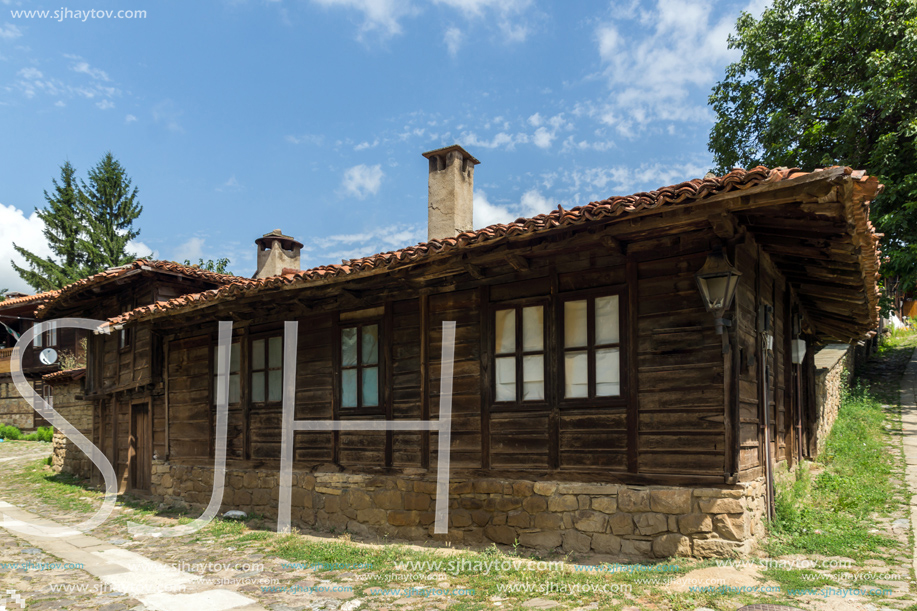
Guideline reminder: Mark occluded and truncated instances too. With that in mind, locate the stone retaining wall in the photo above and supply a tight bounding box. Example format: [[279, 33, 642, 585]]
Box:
[[47, 378, 94, 479], [0, 380, 40, 432], [151, 462, 766, 559], [812, 343, 854, 457]]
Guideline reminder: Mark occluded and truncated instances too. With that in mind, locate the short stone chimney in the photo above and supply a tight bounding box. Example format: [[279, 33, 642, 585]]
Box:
[[422, 144, 479, 241], [254, 229, 303, 279]]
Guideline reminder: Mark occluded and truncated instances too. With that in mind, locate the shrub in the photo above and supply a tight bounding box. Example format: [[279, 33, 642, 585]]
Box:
[[22, 427, 53, 443], [0, 423, 23, 440]]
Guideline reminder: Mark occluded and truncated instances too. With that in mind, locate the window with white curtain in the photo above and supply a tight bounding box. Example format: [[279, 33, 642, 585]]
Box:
[[494, 304, 546, 404], [563, 294, 621, 399], [212, 341, 242, 405]]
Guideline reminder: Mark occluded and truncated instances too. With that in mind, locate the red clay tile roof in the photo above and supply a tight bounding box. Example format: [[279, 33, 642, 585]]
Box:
[[42, 367, 86, 383], [105, 166, 882, 332], [0, 291, 55, 310], [37, 259, 251, 319]]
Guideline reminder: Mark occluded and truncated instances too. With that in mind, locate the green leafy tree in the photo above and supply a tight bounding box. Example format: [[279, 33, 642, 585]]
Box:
[[0, 289, 7, 302], [11, 161, 88, 291], [182, 257, 232, 275], [708, 0, 917, 289], [77, 152, 143, 272]]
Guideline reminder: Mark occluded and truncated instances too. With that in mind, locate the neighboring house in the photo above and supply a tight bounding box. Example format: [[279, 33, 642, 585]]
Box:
[[46, 146, 882, 559], [0, 291, 71, 432], [30, 260, 248, 486]]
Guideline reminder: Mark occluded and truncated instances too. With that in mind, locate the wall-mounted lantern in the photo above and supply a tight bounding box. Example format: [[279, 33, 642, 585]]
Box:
[[695, 247, 742, 346]]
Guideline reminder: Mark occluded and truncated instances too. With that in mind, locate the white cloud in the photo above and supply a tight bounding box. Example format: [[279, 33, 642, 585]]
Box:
[[171, 237, 204, 262], [0, 203, 51, 294], [285, 133, 324, 145], [354, 138, 379, 151], [71, 60, 110, 81], [473, 188, 555, 229], [593, 0, 745, 134], [127, 239, 157, 260], [527, 112, 543, 127], [460, 131, 528, 150], [96, 99, 114, 110], [341, 164, 384, 199], [532, 126, 555, 149], [18, 67, 42, 79], [303, 224, 424, 265], [0, 23, 21, 41], [152, 99, 183, 133], [558, 159, 711, 204], [311, 0, 415, 39], [444, 26, 462, 56], [432, 0, 534, 42], [125, 114, 137, 123], [216, 176, 243, 192]]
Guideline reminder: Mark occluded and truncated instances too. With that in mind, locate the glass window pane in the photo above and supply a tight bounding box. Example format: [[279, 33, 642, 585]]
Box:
[[230, 343, 241, 373], [595, 295, 620, 345], [252, 371, 265, 402], [362, 324, 379, 365], [495, 309, 515, 354], [495, 356, 516, 402], [252, 339, 265, 370], [522, 306, 543, 351], [342, 369, 358, 408], [522, 354, 544, 401], [268, 369, 283, 402], [229, 374, 241, 403], [596, 348, 621, 396], [564, 351, 589, 398], [268, 336, 283, 369], [564, 300, 588, 348], [341, 328, 357, 366], [34, 323, 42, 348], [362, 366, 379, 406]]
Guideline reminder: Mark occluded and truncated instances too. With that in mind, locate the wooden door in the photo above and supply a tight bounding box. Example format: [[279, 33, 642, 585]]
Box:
[[129, 402, 151, 492]]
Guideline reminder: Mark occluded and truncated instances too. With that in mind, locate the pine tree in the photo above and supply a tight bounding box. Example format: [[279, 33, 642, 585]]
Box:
[[11, 154, 145, 292], [11, 161, 87, 291], [77, 152, 143, 272]]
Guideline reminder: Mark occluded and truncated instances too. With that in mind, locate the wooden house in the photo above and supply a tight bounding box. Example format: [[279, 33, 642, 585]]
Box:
[[0, 291, 67, 431], [69, 148, 882, 557], [31, 261, 246, 489]]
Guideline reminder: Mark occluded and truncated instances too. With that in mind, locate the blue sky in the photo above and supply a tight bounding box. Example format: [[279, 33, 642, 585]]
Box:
[[0, 0, 765, 292]]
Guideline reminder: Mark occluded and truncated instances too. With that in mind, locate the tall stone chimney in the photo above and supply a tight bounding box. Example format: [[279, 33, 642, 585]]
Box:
[[254, 229, 303, 279], [422, 144, 479, 241]]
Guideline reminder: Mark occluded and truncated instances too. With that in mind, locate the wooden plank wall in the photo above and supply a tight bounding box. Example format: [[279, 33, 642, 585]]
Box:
[[154, 231, 785, 484], [735, 241, 761, 479], [166, 335, 210, 460], [635, 247, 725, 477]]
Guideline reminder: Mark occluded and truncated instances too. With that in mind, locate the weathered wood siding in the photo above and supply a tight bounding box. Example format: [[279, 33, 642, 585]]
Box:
[[157, 230, 749, 485]]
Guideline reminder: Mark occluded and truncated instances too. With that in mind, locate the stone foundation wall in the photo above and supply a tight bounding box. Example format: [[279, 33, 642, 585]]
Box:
[[0, 380, 39, 432], [47, 379, 94, 479], [812, 343, 854, 457], [152, 462, 767, 559]]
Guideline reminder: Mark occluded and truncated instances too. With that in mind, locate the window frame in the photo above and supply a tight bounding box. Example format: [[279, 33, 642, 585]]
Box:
[[248, 331, 284, 405], [490, 297, 550, 410], [211, 339, 242, 406], [337, 318, 383, 415], [557, 287, 626, 408]]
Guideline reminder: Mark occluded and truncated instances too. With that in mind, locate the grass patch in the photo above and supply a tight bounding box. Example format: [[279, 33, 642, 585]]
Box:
[[768, 330, 916, 559], [7, 459, 100, 513]]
